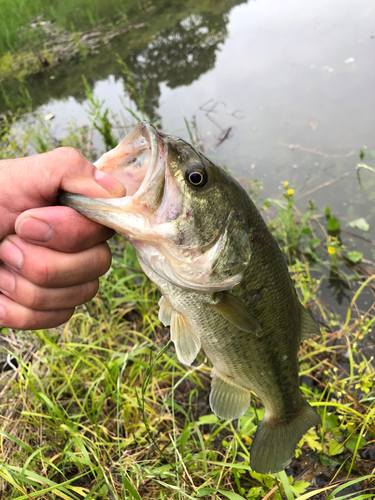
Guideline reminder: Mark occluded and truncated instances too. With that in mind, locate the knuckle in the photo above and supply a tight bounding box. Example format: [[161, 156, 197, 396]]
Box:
[[0, 296, 75, 330], [96, 244, 112, 275], [86, 279, 100, 301], [27, 259, 51, 287], [80, 280, 100, 304], [87, 242, 112, 278], [55, 146, 85, 166], [29, 286, 41, 310], [20, 314, 40, 330], [18, 308, 74, 330], [9, 308, 40, 330]]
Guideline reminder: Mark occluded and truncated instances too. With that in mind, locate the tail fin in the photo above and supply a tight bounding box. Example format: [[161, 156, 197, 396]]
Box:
[[250, 402, 321, 474]]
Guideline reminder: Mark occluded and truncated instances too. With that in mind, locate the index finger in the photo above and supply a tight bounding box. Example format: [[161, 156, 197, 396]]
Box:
[[15, 206, 115, 252]]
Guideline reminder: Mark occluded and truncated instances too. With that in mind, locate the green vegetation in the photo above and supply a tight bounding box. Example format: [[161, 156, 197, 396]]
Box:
[[0, 0, 135, 54], [0, 0, 239, 115], [0, 95, 374, 499], [0, 17, 144, 85]]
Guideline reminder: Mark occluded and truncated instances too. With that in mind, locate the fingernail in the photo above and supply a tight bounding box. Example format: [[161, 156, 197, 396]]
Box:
[[0, 266, 15, 293], [0, 241, 24, 269], [94, 168, 126, 197], [0, 303, 5, 321], [17, 217, 53, 242]]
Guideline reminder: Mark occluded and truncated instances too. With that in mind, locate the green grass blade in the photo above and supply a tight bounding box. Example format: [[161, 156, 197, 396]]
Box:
[[197, 488, 245, 499], [296, 474, 375, 500], [276, 471, 295, 500], [0, 430, 33, 454], [121, 475, 142, 500], [326, 475, 375, 500]]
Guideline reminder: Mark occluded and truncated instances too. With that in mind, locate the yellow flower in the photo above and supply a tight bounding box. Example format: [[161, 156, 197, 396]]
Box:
[[282, 181, 289, 186], [287, 189, 294, 195], [328, 246, 335, 254]]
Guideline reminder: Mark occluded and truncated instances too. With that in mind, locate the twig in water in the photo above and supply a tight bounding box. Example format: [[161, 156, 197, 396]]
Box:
[[217, 127, 232, 146], [278, 142, 354, 158], [295, 173, 349, 200], [199, 98, 227, 132], [356, 163, 375, 189], [231, 109, 245, 119], [341, 230, 375, 246], [340, 253, 375, 281]]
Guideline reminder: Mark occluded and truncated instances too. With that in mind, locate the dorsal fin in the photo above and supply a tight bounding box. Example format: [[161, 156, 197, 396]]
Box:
[[300, 306, 320, 341]]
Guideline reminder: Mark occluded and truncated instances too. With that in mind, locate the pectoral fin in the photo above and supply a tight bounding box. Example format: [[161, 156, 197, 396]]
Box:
[[300, 306, 320, 341], [210, 369, 251, 419], [170, 310, 201, 365], [158, 296, 172, 326], [209, 292, 262, 335]]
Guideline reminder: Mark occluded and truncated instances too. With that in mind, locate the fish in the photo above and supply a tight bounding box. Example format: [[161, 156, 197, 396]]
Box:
[[59, 121, 321, 474]]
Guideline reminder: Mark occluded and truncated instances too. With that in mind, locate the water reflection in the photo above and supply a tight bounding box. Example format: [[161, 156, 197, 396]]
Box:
[[327, 266, 351, 306], [0, 0, 245, 117], [125, 13, 233, 122]]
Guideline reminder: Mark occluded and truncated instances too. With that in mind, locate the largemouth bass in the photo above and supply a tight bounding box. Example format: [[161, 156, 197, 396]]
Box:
[[60, 121, 321, 474]]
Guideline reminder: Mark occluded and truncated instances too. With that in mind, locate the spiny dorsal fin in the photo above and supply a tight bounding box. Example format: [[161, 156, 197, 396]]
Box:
[[170, 310, 201, 365], [158, 295, 172, 326], [209, 292, 262, 336], [300, 306, 320, 341]]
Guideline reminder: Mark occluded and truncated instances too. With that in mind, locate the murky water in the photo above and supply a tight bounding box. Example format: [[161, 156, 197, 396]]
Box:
[[3, 0, 375, 311]]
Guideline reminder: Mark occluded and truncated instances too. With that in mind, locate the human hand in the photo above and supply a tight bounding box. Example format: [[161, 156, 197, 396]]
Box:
[[0, 147, 126, 330]]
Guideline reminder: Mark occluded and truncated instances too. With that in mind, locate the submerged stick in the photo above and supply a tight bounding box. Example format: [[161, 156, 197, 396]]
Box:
[[296, 173, 349, 200], [278, 142, 354, 158]]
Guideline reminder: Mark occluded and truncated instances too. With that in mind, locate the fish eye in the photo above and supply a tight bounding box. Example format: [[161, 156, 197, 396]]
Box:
[[186, 165, 208, 187]]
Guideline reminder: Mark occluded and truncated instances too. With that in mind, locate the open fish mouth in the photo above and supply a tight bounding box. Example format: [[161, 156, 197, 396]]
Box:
[[60, 121, 247, 292], [59, 121, 167, 237]]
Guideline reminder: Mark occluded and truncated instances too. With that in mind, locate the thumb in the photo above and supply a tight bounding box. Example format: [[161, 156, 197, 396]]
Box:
[[36, 147, 126, 201], [1, 147, 126, 207], [0, 147, 126, 240]]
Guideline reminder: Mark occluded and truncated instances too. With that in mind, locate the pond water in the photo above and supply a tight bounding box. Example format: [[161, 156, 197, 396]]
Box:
[[4, 0, 375, 313]]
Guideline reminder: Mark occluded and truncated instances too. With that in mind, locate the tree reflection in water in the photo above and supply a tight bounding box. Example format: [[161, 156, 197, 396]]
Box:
[[0, 1, 246, 117]]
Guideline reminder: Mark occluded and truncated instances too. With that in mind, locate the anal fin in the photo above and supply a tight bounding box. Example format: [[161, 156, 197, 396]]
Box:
[[158, 295, 172, 326], [209, 369, 251, 419], [170, 310, 201, 366]]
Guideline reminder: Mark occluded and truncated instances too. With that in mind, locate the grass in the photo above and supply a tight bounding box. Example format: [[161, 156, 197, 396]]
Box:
[[0, 95, 374, 499], [0, 0, 153, 85], [0, 0, 136, 55], [0, 0, 232, 89], [0, 18, 146, 85]]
